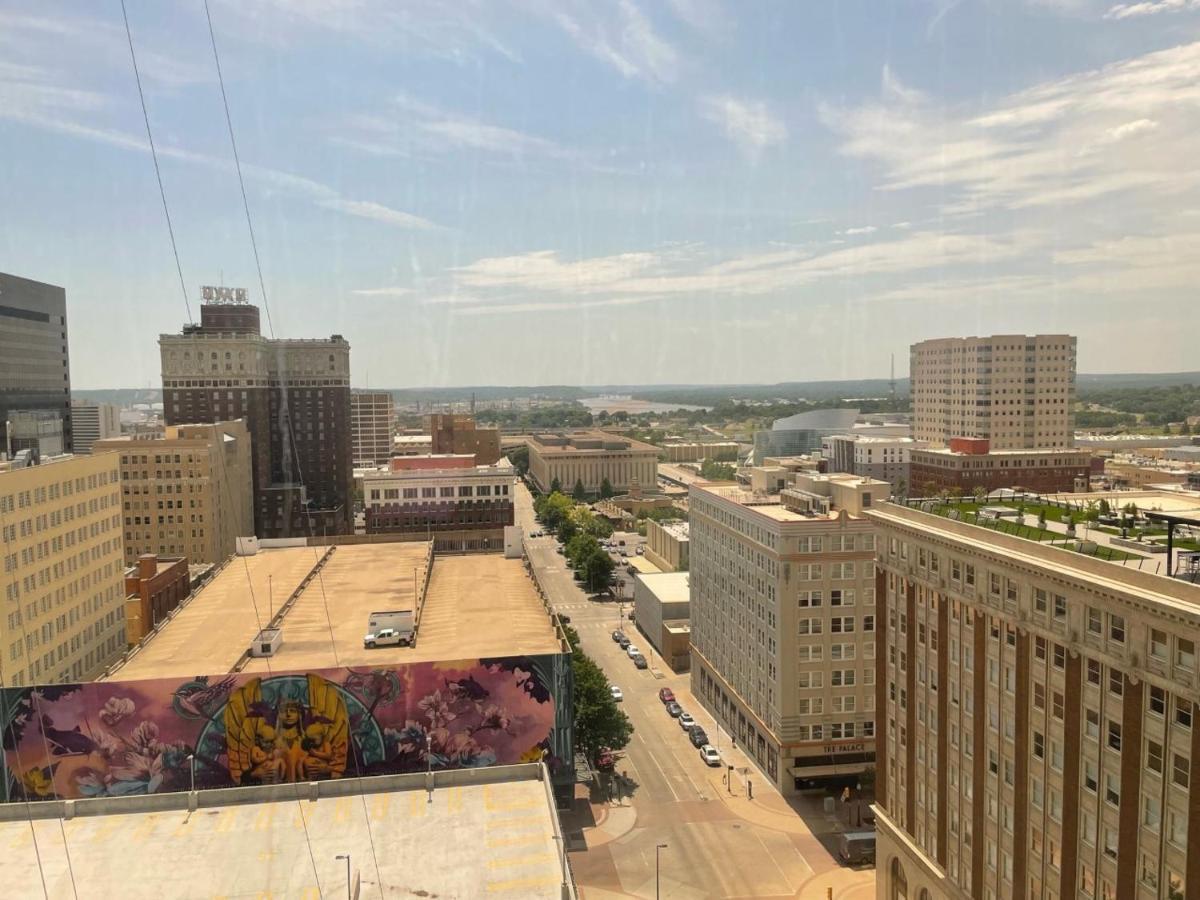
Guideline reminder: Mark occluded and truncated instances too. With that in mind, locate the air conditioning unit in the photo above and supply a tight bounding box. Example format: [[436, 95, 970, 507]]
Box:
[[251, 628, 282, 657]]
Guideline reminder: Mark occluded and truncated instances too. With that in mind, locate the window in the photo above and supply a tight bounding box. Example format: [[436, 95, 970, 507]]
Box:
[[1178, 638, 1196, 671], [1053, 594, 1067, 620], [1108, 668, 1123, 696], [1151, 685, 1167, 716], [1034, 588, 1047, 613], [1176, 697, 1192, 729], [1085, 708, 1099, 738], [1150, 628, 1168, 660], [1105, 772, 1120, 806], [1084, 758, 1098, 792], [1086, 659, 1101, 685], [1144, 794, 1161, 828], [1052, 691, 1064, 719], [1148, 739, 1164, 774], [1032, 731, 1044, 759], [1087, 607, 1102, 635], [1173, 753, 1190, 788], [1033, 682, 1045, 710], [1108, 721, 1122, 751], [1168, 811, 1187, 847], [1109, 614, 1125, 643]]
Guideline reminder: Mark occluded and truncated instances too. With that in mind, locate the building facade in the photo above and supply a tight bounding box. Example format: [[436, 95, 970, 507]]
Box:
[[159, 291, 352, 538], [363, 456, 515, 544], [123, 554, 190, 645], [633, 571, 691, 671], [71, 400, 121, 453], [527, 431, 659, 495], [661, 442, 740, 463], [644, 518, 689, 571], [0, 273, 72, 455], [5, 410, 65, 458], [823, 435, 924, 491], [752, 409, 860, 465], [910, 335, 1077, 450], [910, 441, 1093, 496], [0, 452, 127, 684], [351, 392, 394, 467], [689, 473, 890, 793], [95, 421, 253, 566], [428, 414, 501, 465], [868, 502, 1200, 900]]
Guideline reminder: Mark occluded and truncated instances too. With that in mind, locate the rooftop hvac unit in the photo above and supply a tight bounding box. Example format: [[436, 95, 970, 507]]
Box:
[[250, 628, 282, 657]]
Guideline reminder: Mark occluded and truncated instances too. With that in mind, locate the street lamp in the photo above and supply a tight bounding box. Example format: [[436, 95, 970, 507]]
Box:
[[655, 843, 668, 899], [186, 753, 195, 793], [334, 854, 351, 900]]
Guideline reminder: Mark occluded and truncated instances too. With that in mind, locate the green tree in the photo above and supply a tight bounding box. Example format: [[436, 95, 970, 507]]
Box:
[[699, 458, 736, 480], [580, 549, 615, 593], [571, 652, 633, 762], [599, 477, 614, 499], [573, 507, 613, 539], [508, 445, 529, 476], [972, 486, 987, 504], [1097, 498, 1111, 516], [572, 478, 588, 502], [535, 491, 574, 532], [565, 532, 601, 569], [550, 477, 562, 493], [557, 517, 579, 545]]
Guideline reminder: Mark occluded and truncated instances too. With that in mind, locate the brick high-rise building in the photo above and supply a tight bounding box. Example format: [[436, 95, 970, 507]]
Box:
[[159, 289, 352, 538], [868, 502, 1200, 900], [911, 335, 1077, 450]]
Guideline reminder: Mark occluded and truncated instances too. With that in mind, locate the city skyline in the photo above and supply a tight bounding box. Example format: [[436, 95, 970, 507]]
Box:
[[3, 2, 1200, 388]]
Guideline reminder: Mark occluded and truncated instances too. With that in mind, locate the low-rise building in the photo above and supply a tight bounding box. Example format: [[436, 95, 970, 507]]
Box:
[[0, 452, 127, 684], [429, 414, 501, 465], [633, 571, 691, 672], [869, 501, 1200, 900], [4, 409, 64, 458], [393, 434, 433, 457], [910, 439, 1092, 495], [350, 392, 394, 467], [661, 441, 740, 463], [363, 456, 515, 551], [1105, 455, 1197, 489], [95, 421, 253, 566], [123, 553, 190, 644], [527, 430, 659, 495], [690, 472, 891, 794], [822, 434, 924, 490], [644, 518, 689, 571]]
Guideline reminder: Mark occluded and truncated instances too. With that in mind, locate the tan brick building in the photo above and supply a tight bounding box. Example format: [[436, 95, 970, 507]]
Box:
[[0, 453, 127, 684], [644, 518, 689, 571], [868, 502, 1200, 900], [689, 473, 891, 793], [96, 421, 252, 566], [527, 431, 659, 495], [350, 392, 394, 466], [428, 414, 501, 465], [911, 335, 1076, 450], [123, 553, 190, 645]]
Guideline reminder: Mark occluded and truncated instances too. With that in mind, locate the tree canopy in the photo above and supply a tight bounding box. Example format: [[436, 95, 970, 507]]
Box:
[[572, 478, 588, 501], [699, 458, 737, 480]]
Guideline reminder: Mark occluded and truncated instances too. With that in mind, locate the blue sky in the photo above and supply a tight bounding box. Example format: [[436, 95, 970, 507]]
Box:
[[2, 0, 1199, 388]]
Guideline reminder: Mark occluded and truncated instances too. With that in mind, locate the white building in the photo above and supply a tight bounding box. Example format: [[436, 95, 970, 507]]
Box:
[[822, 434, 925, 491], [350, 392, 394, 467], [70, 400, 121, 453]]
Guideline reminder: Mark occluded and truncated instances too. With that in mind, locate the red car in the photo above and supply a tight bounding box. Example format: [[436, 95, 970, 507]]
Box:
[[596, 749, 615, 772], [658, 688, 675, 704]]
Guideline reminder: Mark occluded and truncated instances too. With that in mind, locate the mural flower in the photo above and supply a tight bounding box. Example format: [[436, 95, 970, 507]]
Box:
[[99, 697, 135, 726], [130, 721, 160, 755], [417, 690, 456, 729]]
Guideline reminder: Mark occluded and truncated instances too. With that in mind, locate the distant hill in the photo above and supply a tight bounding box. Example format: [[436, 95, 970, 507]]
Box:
[[1077, 371, 1200, 390]]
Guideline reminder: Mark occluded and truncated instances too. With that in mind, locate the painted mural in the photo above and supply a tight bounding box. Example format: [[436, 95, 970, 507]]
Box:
[[0, 655, 572, 802]]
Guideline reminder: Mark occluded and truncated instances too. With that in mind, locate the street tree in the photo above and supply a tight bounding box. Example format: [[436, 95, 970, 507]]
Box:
[[550, 477, 562, 494], [571, 652, 633, 762], [580, 549, 615, 593], [599, 477, 614, 499], [572, 479, 588, 502]]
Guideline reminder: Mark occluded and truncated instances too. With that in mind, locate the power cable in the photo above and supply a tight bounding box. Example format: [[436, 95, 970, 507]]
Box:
[[119, 0, 192, 324]]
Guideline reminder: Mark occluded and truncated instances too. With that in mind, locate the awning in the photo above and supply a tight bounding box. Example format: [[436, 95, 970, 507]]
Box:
[[788, 763, 870, 778]]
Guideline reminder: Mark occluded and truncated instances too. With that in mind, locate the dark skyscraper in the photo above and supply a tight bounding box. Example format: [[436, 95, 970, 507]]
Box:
[[0, 273, 73, 454], [159, 288, 352, 538]]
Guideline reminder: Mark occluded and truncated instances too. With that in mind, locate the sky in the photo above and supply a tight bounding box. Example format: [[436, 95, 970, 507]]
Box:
[[2, 0, 1200, 389]]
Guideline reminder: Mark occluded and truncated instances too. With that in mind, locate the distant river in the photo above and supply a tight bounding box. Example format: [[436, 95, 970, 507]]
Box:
[[579, 396, 710, 415]]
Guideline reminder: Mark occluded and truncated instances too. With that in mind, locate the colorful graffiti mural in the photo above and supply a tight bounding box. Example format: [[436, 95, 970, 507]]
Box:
[[0, 655, 572, 802]]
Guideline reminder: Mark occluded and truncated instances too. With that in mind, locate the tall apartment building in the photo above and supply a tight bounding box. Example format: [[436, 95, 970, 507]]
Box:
[[70, 400, 121, 453], [527, 431, 659, 495], [0, 453, 127, 685], [689, 472, 891, 794], [911, 335, 1077, 450], [159, 289, 352, 538], [351, 392, 394, 466], [95, 421, 253, 566], [429, 414, 501, 465], [0, 273, 72, 453], [868, 502, 1200, 900]]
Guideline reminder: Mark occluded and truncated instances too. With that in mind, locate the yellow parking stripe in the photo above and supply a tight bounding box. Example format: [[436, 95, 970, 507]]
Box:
[[486, 875, 560, 893], [486, 833, 546, 849]]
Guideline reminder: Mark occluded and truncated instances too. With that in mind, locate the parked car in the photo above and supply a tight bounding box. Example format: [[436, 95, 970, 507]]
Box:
[[611, 630, 626, 643], [665, 702, 683, 717], [632, 655, 648, 669], [617, 635, 631, 649], [596, 748, 615, 772], [626, 645, 640, 658], [619, 549, 628, 557], [700, 745, 721, 766], [688, 726, 708, 747], [678, 712, 696, 731], [610, 685, 623, 702], [658, 688, 676, 704], [363, 628, 409, 648], [635, 546, 644, 555]]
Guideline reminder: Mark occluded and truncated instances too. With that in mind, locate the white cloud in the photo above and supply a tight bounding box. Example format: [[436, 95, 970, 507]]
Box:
[[697, 95, 786, 159], [535, 0, 679, 84], [842, 225, 878, 236], [1105, 0, 1200, 19]]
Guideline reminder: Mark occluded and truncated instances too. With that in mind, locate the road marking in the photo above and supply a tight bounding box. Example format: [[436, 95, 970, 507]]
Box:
[[486, 875, 560, 893], [487, 851, 549, 869], [635, 731, 680, 802], [487, 832, 547, 849]]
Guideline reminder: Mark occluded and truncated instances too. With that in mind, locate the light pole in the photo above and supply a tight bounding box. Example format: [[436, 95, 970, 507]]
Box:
[[268, 575, 273, 620], [655, 843, 668, 899], [186, 753, 195, 793], [334, 854, 351, 900]]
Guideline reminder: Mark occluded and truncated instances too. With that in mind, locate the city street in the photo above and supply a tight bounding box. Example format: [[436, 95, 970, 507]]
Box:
[[515, 484, 876, 900]]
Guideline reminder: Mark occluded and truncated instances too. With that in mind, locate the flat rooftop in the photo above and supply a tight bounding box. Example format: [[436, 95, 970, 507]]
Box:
[[696, 482, 868, 523], [107, 543, 562, 680], [528, 430, 659, 453], [0, 768, 566, 899], [637, 571, 690, 605]]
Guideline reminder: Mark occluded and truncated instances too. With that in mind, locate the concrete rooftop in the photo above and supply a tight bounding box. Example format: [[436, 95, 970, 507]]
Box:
[[0, 769, 567, 899], [108, 541, 564, 681]]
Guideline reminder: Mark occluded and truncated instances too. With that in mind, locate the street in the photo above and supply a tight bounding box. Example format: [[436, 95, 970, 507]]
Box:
[[515, 484, 876, 900]]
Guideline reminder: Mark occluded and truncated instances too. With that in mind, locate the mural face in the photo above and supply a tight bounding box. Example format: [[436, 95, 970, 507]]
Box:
[[1, 655, 569, 802]]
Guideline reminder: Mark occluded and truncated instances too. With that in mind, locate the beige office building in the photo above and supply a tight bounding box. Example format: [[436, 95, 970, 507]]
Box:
[[868, 502, 1200, 900], [95, 421, 252, 566], [911, 335, 1077, 450], [689, 472, 891, 794], [351, 391, 394, 466], [527, 431, 659, 495], [0, 453, 127, 685], [644, 518, 689, 571]]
